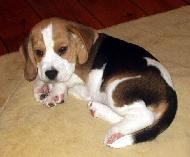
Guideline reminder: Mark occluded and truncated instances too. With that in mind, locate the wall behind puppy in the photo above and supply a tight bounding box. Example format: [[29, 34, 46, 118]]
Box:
[[0, 0, 188, 56]]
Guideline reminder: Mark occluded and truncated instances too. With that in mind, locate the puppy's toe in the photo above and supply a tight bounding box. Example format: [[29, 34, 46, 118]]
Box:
[[53, 94, 64, 104]]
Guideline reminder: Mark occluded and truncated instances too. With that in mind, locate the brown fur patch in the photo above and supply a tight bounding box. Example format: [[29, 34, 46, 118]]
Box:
[[66, 22, 96, 64], [112, 70, 167, 107]]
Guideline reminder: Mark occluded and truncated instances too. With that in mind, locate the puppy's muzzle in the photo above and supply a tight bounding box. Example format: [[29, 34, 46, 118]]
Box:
[[45, 69, 58, 80]]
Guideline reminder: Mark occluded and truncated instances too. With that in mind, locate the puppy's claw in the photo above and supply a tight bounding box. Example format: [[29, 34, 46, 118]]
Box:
[[47, 103, 56, 108]]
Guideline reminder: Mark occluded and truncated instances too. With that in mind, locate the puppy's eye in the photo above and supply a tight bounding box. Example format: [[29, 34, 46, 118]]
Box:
[[58, 46, 67, 55], [35, 50, 44, 57]]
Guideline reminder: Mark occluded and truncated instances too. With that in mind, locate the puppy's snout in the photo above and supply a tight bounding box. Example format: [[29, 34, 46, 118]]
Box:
[[45, 69, 58, 80]]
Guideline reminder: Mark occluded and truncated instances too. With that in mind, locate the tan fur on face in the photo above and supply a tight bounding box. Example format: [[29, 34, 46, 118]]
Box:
[[19, 17, 97, 82]]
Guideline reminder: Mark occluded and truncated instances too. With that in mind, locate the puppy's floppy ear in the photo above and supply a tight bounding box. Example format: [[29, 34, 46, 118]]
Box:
[[67, 23, 95, 64], [19, 37, 37, 81]]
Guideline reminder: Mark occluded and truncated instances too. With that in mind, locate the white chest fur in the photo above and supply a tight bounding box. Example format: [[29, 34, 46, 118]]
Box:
[[87, 66, 107, 103], [66, 73, 85, 87], [68, 66, 106, 103]]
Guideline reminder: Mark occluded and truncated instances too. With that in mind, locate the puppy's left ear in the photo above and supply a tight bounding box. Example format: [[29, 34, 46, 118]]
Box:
[[67, 23, 96, 64]]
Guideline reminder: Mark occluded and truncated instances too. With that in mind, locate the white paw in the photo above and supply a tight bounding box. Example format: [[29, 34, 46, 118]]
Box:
[[41, 93, 64, 107], [33, 84, 51, 103], [104, 132, 124, 147], [104, 128, 134, 148], [33, 83, 66, 107], [88, 102, 107, 118]]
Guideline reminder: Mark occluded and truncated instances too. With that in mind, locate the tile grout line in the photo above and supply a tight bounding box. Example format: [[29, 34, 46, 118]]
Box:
[[0, 75, 24, 116]]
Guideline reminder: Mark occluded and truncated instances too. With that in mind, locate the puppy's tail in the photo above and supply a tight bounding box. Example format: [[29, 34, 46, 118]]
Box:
[[133, 86, 177, 143]]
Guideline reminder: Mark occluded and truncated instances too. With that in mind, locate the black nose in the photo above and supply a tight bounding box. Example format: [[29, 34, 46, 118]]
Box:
[[45, 69, 58, 80]]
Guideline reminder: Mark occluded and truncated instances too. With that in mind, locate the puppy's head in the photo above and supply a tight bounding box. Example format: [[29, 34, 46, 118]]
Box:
[[19, 18, 96, 82]]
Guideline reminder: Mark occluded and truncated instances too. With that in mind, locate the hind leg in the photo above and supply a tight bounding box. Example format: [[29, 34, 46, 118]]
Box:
[[88, 101, 124, 124], [104, 101, 155, 148]]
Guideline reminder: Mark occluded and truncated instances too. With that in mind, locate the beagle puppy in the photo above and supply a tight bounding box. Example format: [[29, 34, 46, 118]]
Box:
[[19, 18, 177, 148]]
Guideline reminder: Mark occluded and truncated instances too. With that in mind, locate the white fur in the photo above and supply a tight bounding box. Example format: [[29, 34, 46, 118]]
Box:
[[68, 84, 90, 101], [66, 73, 85, 87], [145, 57, 174, 89], [38, 23, 75, 82], [108, 101, 155, 135], [89, 65, 107, 104], [41, 24, 54, 50], [88, 102, 123, 124], [68, 65, 107, 103], [88, 100, 155, 148], [106, 134, 134, 148], [101, 101, 155, 148], [87, 64, 106, 102], [67, 74, 89, 101]]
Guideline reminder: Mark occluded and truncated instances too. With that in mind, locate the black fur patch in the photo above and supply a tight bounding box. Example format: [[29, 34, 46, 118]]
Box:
[[91, 33, 157, 74]]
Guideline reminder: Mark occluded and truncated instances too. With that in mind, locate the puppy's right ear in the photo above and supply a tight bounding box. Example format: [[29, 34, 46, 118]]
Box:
[[19, 37, 37, 81]]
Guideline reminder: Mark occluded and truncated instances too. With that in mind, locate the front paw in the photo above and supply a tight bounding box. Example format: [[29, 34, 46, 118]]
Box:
[[42, 92, 65, 108], [34, 84, 50, 103], [33, 84, 62, 107], [88, 102, 106, 118], [33, 81, 66, 107]]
